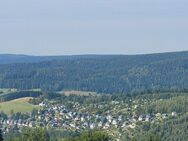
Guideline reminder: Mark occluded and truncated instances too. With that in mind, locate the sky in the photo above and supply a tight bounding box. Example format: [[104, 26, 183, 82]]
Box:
[[0, 0, 188, 55]]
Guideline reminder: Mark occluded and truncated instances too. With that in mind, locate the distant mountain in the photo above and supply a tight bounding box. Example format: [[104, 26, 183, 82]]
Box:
[[0, 54, 65, 64], [0, 54, 110, 64], [0, 51, 188, 64], [0, 51, 188, 94]]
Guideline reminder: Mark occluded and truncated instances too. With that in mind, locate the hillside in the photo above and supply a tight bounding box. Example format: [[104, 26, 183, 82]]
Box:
[[1, 51, 188, 64], [0, 51, 188, 94], [0, 54, 68, 64]]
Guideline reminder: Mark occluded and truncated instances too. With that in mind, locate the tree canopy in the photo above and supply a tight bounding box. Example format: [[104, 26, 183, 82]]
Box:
[[0, 52, 188, 94]]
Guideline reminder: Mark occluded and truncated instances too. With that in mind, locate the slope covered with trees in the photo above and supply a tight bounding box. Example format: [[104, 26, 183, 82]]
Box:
[[0, 51, 188, 94], [0, 54, 67, 64]]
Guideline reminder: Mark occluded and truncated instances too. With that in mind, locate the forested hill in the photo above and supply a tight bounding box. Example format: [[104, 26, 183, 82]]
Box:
[[1, 51, 188, 64], [0, 54, 67, 64], [0, 51, 188, 94]]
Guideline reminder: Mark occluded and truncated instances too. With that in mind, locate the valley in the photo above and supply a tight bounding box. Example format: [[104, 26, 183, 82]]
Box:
[[0, 89, 187, 141], [0, 52, 188, 141]]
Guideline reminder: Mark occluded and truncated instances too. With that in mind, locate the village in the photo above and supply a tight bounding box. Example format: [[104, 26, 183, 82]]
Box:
[[0, 98, 178, 137]]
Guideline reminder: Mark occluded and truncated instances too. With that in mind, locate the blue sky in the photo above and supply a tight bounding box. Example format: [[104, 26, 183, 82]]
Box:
[[0, 0, 188, 55]]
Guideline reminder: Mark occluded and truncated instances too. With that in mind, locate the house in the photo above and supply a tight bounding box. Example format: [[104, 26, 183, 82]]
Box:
[[118, 115, 123, 122], [138, 115, 144, 121], [98, 121, 103, 128], [103, 122, 110, 129], [128, 123, 136, 129], [156, 113, 162, 119], [106, 115, 113, 123], [145, 115, 151, 121], [171, 112, 177, 117], [90, 123, 96, 129], [162, 114, 167, 119], [112, 119, 117, 125], [39, 101, 47, 107]]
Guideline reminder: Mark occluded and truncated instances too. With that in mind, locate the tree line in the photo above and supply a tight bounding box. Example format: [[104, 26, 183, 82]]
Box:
[[0, 91, 42, 102]]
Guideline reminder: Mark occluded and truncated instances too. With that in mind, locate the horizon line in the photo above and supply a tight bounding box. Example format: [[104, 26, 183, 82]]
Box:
[[0, 50, 188, 57]]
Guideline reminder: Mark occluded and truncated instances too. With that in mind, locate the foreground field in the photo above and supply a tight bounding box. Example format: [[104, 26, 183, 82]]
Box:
[[0, 97, 41, 114]]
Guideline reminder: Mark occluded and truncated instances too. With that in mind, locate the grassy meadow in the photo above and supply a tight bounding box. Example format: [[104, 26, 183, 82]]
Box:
[[0, 97, 41, 114]]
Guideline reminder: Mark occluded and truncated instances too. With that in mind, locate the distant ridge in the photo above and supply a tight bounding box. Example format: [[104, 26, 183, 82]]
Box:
[[0, 50, 188, 64]]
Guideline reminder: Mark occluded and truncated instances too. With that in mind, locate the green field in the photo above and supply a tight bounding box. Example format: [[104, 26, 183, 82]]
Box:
[[0, 97, 41, 114]]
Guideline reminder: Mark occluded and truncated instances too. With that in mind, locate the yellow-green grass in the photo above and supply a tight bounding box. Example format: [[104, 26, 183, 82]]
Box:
[[0, 97, 41, 114]]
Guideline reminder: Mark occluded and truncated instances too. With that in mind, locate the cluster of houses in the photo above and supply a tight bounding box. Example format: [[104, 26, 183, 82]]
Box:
[[0, 100, 177, 134]]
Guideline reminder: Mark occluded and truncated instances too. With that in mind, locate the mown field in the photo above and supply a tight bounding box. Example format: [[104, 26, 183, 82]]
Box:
[[0, 97, 41, 114], [59, 90, 97, 96]]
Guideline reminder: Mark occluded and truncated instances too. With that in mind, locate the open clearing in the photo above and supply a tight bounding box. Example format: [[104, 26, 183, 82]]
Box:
[[59, 90, 97, 96], [0, 97, 41, 114], [0, 88, 18, 96]]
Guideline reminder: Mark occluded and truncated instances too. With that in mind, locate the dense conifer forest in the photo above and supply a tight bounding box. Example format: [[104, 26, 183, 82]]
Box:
[[0, 51, 188, 94]]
